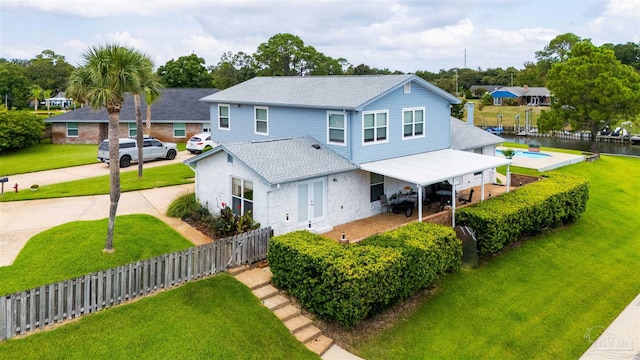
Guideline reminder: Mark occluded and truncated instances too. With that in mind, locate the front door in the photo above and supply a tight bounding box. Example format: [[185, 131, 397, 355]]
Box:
[[297, 179, 325, 225]]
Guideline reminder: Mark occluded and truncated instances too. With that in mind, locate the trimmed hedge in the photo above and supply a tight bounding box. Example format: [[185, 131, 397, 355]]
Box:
[[268, 223, 462, 327], [456, 172, 589, 255]]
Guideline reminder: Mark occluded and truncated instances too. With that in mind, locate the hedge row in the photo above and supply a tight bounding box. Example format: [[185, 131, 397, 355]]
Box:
[[456, 172, 589, 255], [267, 222, 462, 327]]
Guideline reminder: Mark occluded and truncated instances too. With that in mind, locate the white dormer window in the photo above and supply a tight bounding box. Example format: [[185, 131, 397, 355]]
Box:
[[403, 83, 411, 94]]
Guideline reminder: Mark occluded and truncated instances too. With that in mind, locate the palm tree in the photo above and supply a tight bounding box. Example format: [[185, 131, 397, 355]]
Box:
[[66, 43, 155, 252], [134, 74, 161, 178], [144, 80, 161, 131], [29, 85, 43, 111]]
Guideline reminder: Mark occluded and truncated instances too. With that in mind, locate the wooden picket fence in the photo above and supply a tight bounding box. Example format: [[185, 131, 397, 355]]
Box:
[[0, 227, 271, 341]]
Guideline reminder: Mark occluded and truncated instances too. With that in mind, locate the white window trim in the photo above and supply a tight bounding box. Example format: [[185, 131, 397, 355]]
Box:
[[66, 122, 79, 137], [362, 110, 389, 146], [254, 106, 269, 136], [326, 111, 347, 146], [403, 82, 411, 94], [370, 173, 385, 203], [173, 123, 186, 138], [218, 104, 230, 131], [230, 176, 254, 216], [401, 106, 426, 140], [297, 178, 328, 225]]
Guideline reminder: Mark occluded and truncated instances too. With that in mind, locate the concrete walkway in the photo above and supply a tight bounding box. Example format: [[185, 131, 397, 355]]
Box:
[[580, 293, 640, 359], [0, 183, 211, 266]]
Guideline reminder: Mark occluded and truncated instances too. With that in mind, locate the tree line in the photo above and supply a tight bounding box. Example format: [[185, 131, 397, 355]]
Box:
[[2, 33, 638, 110]]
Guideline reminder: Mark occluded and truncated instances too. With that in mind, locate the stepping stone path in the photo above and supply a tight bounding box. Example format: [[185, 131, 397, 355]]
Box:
[[231, 266, 335, 356]]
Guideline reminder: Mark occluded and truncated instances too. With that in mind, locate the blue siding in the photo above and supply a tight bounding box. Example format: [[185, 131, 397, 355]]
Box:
[[350, 82, 451, 163], [209, 104, 350, 159], [208, 80, 453, 164]]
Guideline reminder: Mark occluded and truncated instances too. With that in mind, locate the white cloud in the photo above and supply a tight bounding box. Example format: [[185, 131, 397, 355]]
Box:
[[604, 0, 640, 18]]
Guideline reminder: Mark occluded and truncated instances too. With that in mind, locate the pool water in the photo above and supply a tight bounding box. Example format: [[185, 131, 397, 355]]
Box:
[[496, 149, 551, 159]]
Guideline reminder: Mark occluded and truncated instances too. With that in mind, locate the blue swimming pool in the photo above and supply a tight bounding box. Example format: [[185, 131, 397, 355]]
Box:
[[496, 149, 551, 159]]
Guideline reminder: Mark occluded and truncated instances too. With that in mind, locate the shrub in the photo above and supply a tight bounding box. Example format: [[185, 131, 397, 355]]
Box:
[[481, 92, 493, 106], [167, 192, 208, 219], [0, 108, 45, 152], [212, 205, 260, 237], [268, 222, 462, 327], [456, 172, 589, 255], [501, 148, 516, 159]]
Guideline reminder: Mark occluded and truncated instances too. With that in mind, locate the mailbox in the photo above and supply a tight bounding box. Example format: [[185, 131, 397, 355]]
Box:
[[0, 177, 7, 195]]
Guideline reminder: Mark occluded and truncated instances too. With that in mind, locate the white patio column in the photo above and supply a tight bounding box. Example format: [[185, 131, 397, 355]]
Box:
[[451, 179, 456, 228], [481, 171, 485, 202], [506, 164, 511, 192], [417, 185, 423, 222]]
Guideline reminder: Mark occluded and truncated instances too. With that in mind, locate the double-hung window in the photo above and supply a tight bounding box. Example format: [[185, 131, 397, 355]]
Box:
[[402, 107, 425, 139], [128, 123, 137, 137], [255, 106, 268, 135], [231, 177, 253, 216], [218, 104, 230, 130], [362, 110, 388, 144], [173, 123, 186, 138], [327, 112, 346, 145], [66, 122, 79, 137]]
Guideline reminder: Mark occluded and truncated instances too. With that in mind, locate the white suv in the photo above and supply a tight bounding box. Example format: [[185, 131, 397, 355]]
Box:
[[97, 138, 178, 168], [186, 133, 216, 154]]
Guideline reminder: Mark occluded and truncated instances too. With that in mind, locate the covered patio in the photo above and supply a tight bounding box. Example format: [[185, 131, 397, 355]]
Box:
[[322, 149, 512, 242], [322, 182, 512, 242]]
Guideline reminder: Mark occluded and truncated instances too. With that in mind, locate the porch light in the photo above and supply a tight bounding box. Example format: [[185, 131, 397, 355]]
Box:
[[342, 232, 346, 241], [308, 221, 311, 229], [285, 213, 289, 221]]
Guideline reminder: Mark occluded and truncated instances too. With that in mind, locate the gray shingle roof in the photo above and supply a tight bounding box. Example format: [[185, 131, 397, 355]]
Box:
[[45, 88, 218, 123], [450, 116, 504, 150], [200, 75, 460, 110], [187, 136, 358, 185]]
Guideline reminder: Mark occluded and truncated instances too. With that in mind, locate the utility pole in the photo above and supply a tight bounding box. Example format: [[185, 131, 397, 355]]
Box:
[[455, 68, 459, 98]]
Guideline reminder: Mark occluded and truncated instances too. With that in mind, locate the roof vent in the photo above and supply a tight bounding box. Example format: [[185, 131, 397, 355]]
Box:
[[311, 144, 321, 149]]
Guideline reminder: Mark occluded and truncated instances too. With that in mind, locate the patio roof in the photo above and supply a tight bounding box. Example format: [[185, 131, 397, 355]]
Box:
[[360, 149, 512, 187]]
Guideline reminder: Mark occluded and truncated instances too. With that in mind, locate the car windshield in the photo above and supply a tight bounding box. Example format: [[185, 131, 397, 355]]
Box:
[[98, 141, 109, 151], [189, 136, 202, 142]]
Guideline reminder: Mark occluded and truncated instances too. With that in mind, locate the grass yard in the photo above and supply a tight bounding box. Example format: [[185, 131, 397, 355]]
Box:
[[0, 163, 194, 202], [350, 154, 640, 359], [0, 143, 97, 175], [0, 274, 318, 359], [0, 214, 193, 295], [467, 103, 544, 129], [0, 142, 188, 176]]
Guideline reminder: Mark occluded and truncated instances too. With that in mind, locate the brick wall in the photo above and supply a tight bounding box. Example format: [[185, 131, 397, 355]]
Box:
[[50, 122, 207, 144]]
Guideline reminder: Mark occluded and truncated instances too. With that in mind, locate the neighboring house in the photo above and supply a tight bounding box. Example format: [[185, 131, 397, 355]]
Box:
[[489, 86, 551, 106], [44, 92, 74, 109], [185, 75, 511, 235], [45, 88, 218, 144]]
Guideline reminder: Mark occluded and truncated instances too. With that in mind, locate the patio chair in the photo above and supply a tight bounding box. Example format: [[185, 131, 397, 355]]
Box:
[[379, 194, 391, 212], [458, 189, 474, 204]]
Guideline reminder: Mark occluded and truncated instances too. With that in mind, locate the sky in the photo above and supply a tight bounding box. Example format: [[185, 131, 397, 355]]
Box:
[[0, 0, 638, 73]]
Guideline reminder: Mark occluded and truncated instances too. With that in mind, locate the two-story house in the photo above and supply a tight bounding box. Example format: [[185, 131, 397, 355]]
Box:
[[185, 75, 510, 235]]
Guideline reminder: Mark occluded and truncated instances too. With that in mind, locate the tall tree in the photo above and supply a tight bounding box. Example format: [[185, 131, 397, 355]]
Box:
[[546, 41, 640, 153], [210, 51, 257, 89], [134, 72, 162, 178], [66, 44, 156, 252], [0, 60, 29, 109], [24, 50, 75, 94], [535, 33, 583, 80], [157, 54, 213, 88]]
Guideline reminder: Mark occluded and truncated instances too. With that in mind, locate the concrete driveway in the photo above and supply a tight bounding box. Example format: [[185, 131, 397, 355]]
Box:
[[0, 151, 210, 267]]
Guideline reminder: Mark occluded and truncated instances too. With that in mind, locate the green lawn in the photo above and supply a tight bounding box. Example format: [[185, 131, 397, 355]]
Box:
[[0, 214, 194, 295], [0, 274, 318, 359], [467, 103, 544, 129], [0, 143, 98, 175], [0, 142, 187, 176], [0, 163, 194, 202], [351, 154, 640, 359]]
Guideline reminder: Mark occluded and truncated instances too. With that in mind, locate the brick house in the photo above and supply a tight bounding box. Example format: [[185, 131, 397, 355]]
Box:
[[45, 88, 218, 144]]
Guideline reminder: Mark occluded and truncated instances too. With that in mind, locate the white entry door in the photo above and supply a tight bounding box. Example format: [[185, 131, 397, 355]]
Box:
[[297, 179, 326, 224]]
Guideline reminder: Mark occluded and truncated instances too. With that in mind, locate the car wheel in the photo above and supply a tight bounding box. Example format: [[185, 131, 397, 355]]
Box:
[[203, 145, 213, 152], [166, 149, 177, 160], [119, 156, 131, 168]]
